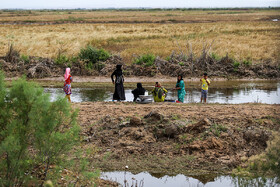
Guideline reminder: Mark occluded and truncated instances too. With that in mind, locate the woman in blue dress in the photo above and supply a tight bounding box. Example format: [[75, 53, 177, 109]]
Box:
[[174, 75, 186, 103]]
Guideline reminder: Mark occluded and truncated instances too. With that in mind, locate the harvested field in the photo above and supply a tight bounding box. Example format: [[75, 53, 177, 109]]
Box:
[[0, 9, 279, 63], [75, 102, 280, 175]]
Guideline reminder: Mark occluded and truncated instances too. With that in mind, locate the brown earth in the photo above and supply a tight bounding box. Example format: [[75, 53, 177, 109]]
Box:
[[1, 54, 279, 79], [75, 102, 280, 176]]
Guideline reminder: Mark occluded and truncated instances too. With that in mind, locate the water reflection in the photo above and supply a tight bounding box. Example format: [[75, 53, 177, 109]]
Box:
[[44, 83, 280, 104], [101, 171, 279, 187]]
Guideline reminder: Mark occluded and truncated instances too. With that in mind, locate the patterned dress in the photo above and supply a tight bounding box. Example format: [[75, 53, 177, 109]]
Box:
[[63, 75, 72, 95], [176, 80, 186, 103]]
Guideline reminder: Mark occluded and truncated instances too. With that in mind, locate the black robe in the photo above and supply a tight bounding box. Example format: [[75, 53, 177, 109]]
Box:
[[132, 83, 146, 102], [111, 69, 126, 101]]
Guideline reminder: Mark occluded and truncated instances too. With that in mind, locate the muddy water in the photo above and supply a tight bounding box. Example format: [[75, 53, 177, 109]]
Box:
[[44, 81, 280, 104], [101, 171, 278, 187]]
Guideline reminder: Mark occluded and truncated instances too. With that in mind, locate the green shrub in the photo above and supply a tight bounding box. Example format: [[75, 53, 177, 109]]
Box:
[[20, 54, 30, 63], [93, 62, 105, 71], [55, 54, 69, 65], [233, 61, 240, 68], [178, 62, 184, 66], [243, 59, 252, 66], [0, 72, 83, 186], [78, 45, 110, 69], [85, 62, 94, 70], [134, 54, 156, 67], [165, 56, 171, 61], [210, 52, 221, 61]]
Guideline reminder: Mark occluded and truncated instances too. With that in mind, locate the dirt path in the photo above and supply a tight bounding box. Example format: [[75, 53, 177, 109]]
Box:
[[75, 102, 280, 175]]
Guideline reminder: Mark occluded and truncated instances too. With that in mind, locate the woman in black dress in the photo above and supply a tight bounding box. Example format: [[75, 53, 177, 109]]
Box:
[[132, 83, 146, 102], [111, 65, 126, 101]]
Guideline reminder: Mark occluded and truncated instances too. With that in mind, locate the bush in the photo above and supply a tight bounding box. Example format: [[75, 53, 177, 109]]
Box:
[[55, 54, 69, 65], [210, 52, 221, 61], [20, 54, 30, 64], [165, 56, 171, 61], [78, 45, 110, 69], [0, 72, 83, 186], [178, 62, 184, 66], [233, 61, 240, 68], [243, 59, 252, 66], [134, 54, 156, 67]]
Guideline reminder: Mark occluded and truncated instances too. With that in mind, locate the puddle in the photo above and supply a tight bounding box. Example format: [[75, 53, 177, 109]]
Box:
[[44, 82, 280, 104], [101, 171, 279, 187]]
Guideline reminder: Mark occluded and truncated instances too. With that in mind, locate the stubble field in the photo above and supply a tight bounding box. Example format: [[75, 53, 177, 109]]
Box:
[[0, 9, 279, 63]]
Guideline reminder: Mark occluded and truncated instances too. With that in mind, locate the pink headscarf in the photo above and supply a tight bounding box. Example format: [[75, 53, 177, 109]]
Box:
[[64, 68, 70, 81]]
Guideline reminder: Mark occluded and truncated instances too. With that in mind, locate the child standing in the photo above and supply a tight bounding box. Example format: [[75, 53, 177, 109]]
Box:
[[200, 73, 210, 103]]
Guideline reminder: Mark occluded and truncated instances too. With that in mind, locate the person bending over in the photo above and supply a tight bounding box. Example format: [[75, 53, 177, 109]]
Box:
[[132, 83, 146, 102], [151, 82, 167, 102]]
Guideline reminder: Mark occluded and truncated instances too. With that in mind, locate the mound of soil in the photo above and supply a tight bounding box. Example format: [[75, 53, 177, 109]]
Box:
[[1, 53, 279, 79], [76, 102, 280, 174]]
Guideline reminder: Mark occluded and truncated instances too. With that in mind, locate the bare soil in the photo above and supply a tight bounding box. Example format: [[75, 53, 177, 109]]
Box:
[[75, 102, 280, 176]]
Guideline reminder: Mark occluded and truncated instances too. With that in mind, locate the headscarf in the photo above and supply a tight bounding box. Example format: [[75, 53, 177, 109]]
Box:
[[177, 75, 183, 83], [116, 64, 122, 70], [115, 64, 123, 76], [137, 83, 145, 93], [64, 68, 70, 81], [137, 83, 143, 89]]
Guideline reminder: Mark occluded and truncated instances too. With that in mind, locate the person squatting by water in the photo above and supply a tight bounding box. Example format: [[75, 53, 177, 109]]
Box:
[[151, 82, 168, 102], [200, 73, 210, 103], [132, 83, 146, 102], [63, 68, 72, 102], [173, 75, 186, 103], [111, 64, 126, 101]]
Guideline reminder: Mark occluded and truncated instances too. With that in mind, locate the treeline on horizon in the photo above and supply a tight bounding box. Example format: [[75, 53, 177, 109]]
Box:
[[1, 7, 280, 12]]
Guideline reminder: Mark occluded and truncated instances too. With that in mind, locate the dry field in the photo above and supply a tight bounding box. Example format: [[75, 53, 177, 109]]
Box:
[[0, 9, 279, 63]]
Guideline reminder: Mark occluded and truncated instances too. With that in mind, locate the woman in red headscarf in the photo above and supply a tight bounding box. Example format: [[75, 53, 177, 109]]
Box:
[[63, 68, 72, 102]]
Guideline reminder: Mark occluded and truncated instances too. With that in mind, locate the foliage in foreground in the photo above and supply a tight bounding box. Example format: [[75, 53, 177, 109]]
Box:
[[0, 72, 98, 186]]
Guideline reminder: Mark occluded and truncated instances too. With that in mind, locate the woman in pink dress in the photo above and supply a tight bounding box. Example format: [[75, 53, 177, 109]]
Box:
[[63, 68, 72, 102]]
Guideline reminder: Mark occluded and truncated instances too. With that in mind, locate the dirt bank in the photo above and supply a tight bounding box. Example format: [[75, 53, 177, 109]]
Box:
[[75, 102, 280, 176], [1, 53, 279, 79]]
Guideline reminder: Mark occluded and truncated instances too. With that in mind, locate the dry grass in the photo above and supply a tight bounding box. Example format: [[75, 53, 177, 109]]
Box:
[[0, 9, 279, 23], [0, 9, 279, 63]]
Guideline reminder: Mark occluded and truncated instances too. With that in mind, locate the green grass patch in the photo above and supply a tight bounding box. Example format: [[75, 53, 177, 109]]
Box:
[[134, 54, 156, 67]]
